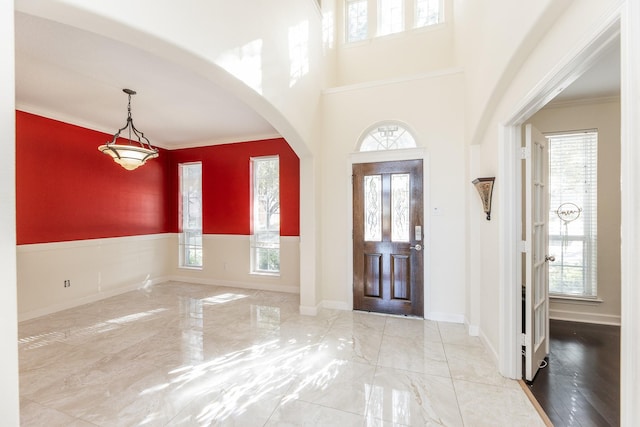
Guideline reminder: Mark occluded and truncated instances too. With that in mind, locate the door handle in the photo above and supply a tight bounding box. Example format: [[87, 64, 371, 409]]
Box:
[[410, 244, 422, 251], [545, 255, 555, 262]]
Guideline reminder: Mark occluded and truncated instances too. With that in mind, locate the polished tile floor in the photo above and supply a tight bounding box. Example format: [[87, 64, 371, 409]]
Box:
[[18, 282, 543, 426]]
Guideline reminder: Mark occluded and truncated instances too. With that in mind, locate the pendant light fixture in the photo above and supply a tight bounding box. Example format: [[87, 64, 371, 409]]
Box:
[[98, 88, 159, 171]]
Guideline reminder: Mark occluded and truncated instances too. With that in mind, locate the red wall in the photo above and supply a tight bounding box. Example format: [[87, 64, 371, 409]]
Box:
[[16, 111, 171, 244], [167, 139, 300, 236], [16, 111, 300, 244]]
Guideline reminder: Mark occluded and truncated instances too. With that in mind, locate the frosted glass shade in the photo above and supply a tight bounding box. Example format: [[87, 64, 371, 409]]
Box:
[[98, 144, 159, 171]]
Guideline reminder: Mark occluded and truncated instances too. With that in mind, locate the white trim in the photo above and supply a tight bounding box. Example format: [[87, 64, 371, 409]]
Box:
[[425, 312, 464, 323], [202, 234, 300, 243], [17, 233, 170, 252], [467, 324, 480, 337], [15, 106, 281, 151], [545, 95, 620, 109], [347, 147, 431, 318], [350, 147, 426, 164], [550, 295, 604, 304], [498, 8, 622, 381], [549, 309, 620, 326], [479, 328, 499, 365], [321, 300, 351, 310], [620, 1, 640, 424], [299, 304, 319, 316], [498, 124, 522, 379], [167, 275, 300, 294]]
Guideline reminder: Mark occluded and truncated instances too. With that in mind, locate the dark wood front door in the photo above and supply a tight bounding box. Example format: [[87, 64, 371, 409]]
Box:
[[353, 160, 424, 316]]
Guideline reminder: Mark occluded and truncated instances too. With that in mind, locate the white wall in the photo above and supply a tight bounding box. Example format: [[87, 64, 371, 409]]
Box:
[[530, 98, 621, 325], [321, 70, 467, 320], [452, 0, 573, 145], [0, 0, 20, 423], [335, 0, 455, 86], [167, 235, 300, 294]]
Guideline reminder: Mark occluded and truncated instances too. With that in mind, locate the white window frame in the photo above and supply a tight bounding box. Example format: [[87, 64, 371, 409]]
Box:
[[179, 162, 203, 269], [251, 156, 280, 275], [547, 130, 598, 298], [358, 121, 418, 151], [345, 0, 443, 44], [414, 0, 442, 29], [346, 0, 369, 43], [378, 0, 404, 36]]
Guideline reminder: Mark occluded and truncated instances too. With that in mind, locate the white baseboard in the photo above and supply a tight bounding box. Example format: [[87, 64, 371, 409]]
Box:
[[321, 300, 350, 311], [479, 328, 499, 364], [167, 275, 300, 294], [426, 312, 465, 323], [299, 305, 319, 316], [550, 308, 621, 326], [18, 276, 168, 322], [467, 324, 480, 337]]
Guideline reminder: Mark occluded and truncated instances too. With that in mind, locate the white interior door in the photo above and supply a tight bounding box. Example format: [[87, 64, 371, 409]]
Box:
[[524, 123, 550, 382]]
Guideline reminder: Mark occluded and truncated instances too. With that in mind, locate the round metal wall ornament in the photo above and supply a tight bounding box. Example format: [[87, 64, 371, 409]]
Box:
[[556, 202, 582, 223]]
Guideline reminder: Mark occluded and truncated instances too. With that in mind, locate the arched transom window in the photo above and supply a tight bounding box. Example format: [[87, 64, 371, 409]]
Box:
[[359, 122, 417, 152]]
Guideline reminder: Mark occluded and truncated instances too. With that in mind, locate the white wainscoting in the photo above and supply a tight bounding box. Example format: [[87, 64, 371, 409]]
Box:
[[16, 233, 300, 321], [17, 233, 301, 321], [166, 234, 300, 294], [17, 234, 172, 321]]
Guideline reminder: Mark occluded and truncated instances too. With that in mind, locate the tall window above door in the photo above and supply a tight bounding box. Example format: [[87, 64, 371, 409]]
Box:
[[179, 162, 203, 269], [345, 0, 442, 43], [359, 122, 417, 151], [251, 156, 280, 274], [547, 131, 598, 297]]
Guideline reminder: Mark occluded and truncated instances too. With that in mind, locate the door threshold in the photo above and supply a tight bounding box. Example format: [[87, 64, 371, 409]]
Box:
[[518, 380, 553, 426]]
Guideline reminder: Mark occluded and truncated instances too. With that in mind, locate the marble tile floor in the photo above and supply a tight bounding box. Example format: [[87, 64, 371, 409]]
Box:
[[18, 281, 544, 426]]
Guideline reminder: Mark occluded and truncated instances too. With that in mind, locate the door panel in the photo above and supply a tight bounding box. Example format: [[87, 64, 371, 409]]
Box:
[[525, 123, 550, 382], [353, 160, 424, 316], [364, 254, 382, 297]]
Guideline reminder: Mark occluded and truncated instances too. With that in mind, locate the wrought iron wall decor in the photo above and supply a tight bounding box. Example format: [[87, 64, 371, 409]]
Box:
[[472, 177, 495, 220]]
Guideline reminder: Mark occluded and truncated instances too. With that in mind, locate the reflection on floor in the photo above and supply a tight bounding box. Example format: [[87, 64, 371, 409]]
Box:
[[19, 282, 543, 426], [528, 320, 620, 427]]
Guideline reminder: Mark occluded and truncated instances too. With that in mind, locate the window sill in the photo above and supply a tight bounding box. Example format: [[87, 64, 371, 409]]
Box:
[[550, 295, 603, 305], [250, 271, 280, 278], [179, 266, 203, 271]]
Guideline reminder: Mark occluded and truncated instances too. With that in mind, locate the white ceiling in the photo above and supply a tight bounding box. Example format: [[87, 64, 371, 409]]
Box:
[[14, 13, 621, 150], [549, 37, 621, 104], [14, 12, 278, 150]]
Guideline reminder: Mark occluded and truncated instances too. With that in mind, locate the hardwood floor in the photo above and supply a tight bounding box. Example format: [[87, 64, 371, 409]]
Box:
[[527, 320, 620, 427]]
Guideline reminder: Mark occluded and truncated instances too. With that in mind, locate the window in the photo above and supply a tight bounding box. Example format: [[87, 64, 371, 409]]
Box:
[[251, 157, 280, 273], [378, 0, 403, 36], [547, 131, 598, 297], [179, 163, 202, 268], [415, 0, 441, 28], [359, 122, 417, 151], [346, 0, 442, 43], [346, 0, 368, 42]]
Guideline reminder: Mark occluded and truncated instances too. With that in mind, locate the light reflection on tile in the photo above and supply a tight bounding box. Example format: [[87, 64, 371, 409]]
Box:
[[367, 366, 463, 426], [18, 282, 542, 426], [454, 379, 545, 426]]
